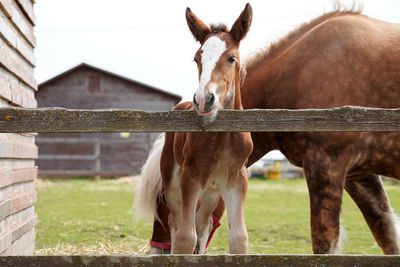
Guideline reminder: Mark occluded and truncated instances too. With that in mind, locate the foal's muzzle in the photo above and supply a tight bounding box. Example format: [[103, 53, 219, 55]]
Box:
[[193, 93, 216, 115]]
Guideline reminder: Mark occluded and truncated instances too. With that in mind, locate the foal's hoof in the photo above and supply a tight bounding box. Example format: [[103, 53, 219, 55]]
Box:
[[172, 245, 196, 254], [173, 231, 197, 254]]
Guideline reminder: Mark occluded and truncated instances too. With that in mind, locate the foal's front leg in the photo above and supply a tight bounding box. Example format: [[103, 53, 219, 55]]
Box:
[[195, 189, 220, 254], [172, 168, 201, 254], [221, 168, 249, 254]]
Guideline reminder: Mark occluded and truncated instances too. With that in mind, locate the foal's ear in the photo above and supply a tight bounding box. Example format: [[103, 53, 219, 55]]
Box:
[[186, 7, 211, 43], [230, 3, 253, 43]]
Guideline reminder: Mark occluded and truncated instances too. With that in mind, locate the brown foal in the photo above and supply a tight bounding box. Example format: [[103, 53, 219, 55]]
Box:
[[136, 4, 253, 254]]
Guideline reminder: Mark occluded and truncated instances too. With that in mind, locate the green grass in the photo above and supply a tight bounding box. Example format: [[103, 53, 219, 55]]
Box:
[[35, 179, 151, 253], [35, 178, 400, 254]]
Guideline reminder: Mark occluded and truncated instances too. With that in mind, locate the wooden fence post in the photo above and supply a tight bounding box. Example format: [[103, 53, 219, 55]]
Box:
[[94, 139, 101, 180]]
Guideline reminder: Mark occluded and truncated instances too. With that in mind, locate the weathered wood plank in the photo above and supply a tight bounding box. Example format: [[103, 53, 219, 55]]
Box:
[[0, 167, 37, 188], [0, 140, 37, 158], [36, 170, 103, 178], [0, 35, 36, 90], [15, 0, 36, 25], [0, 0, 36, 257], [11, 216, 36, 242], [0, 65, 37, 106], [1, 106, 400, 133], [0, 77, 12, 103], [0, 232, 12, 255], [0, 207, 35, 253], [2, 227, 35, 255], [36, 137, 139, 144], [0, 0, 36, 46], [0, 255, 399, 267], [38, 154, 97, 160], [10, 191, 36, 214], [0, 8, 36, 66], [12, 166, 37, 184], [0, 189, 36, 219], [0, 215, 35, 255]]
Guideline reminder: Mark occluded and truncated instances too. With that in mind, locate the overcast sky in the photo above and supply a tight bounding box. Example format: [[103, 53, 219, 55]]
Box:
[[34, 1, 400, 160], [35, 0, 400, 100]]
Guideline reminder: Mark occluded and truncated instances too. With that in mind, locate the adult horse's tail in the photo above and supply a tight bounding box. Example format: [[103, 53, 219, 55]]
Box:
[[135, 133, 164, 221]]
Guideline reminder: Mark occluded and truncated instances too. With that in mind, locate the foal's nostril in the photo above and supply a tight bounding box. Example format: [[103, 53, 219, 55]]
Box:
[[203, 93, 216, 113], [193, 94, 198, 106], [206, 93, 215, 106]]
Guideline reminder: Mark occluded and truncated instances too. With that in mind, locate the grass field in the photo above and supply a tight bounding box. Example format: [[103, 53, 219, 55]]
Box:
[[35, 178, 400, 255]]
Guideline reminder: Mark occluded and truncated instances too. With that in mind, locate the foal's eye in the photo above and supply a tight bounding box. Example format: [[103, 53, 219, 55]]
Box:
[[227, 56, 236, 64]]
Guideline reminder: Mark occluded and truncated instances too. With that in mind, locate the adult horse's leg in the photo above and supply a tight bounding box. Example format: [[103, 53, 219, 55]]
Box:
[[221, 168, 249, 254], [303, 151, 346, 254], [345, 174, 400, 254], [149, 198, 171, 254]]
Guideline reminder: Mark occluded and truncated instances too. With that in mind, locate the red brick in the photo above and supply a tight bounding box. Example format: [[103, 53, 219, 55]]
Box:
[[10, 191, 36, 214]]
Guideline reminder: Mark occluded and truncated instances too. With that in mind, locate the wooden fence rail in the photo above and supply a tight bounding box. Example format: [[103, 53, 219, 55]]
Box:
[[1, 255, 399, 267], [0, 106, 400, 133]]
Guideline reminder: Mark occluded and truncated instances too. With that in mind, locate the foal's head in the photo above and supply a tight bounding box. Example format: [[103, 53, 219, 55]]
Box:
[[186, 4, 252, 119]]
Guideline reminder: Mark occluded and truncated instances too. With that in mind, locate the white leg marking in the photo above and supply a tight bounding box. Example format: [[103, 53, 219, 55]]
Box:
[[390, 212, 400, 249], [328, 226, 346, 254], [150, 247, 169, 254], [195, 188, 220, 254], [165, 164, 182, 252], [222, 184, 248, 254], [196, 217, 212, 254]]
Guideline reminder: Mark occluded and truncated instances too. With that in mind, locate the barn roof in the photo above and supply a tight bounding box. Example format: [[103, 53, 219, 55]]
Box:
[[38, 63, 182, 100]]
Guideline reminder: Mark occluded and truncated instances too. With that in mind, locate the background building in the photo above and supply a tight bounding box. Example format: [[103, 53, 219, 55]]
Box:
[[36, 63, 181, 178]]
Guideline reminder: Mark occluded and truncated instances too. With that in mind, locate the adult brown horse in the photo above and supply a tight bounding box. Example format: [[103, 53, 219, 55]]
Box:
[[136, 4, 253, 254], [140, 4, 400, 254]]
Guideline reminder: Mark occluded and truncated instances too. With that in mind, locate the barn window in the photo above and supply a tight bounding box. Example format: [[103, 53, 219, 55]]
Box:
[[88, 75, 101, 92]]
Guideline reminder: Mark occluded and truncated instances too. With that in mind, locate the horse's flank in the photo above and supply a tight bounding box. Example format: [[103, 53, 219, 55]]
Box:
[[243, 10, 400, 110], [242, 8, 400, 254]]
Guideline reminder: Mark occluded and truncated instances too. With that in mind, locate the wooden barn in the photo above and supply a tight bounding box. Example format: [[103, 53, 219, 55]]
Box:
[[0, 0, 37, 255], [36, 63, 181, 178]]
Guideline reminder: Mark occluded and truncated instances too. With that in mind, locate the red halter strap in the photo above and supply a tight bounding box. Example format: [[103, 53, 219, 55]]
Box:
[[149, 200, 222, 252]]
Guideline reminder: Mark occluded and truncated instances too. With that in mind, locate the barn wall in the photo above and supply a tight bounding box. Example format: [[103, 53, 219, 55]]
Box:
[[0, 0, 37, 255], [36, 133, 158, 177], [37, 67, 178, 110], [36, 67, 180, 177]]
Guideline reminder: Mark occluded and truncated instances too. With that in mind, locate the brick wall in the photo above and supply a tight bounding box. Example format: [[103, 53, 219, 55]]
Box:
[[0, 0, 37, 255]]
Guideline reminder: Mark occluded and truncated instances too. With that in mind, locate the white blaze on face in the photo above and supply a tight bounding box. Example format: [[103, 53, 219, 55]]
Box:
[[195, 36, 226, 111]]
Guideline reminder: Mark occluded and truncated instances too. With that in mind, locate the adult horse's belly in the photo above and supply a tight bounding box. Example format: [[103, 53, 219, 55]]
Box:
[[277, 131, 400, 179], [252, 16, 400, 179]]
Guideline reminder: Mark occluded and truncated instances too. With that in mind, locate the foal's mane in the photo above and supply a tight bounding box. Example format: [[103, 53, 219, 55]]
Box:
[[244, 8, 362, 72], [210, 23, 229, 33]]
